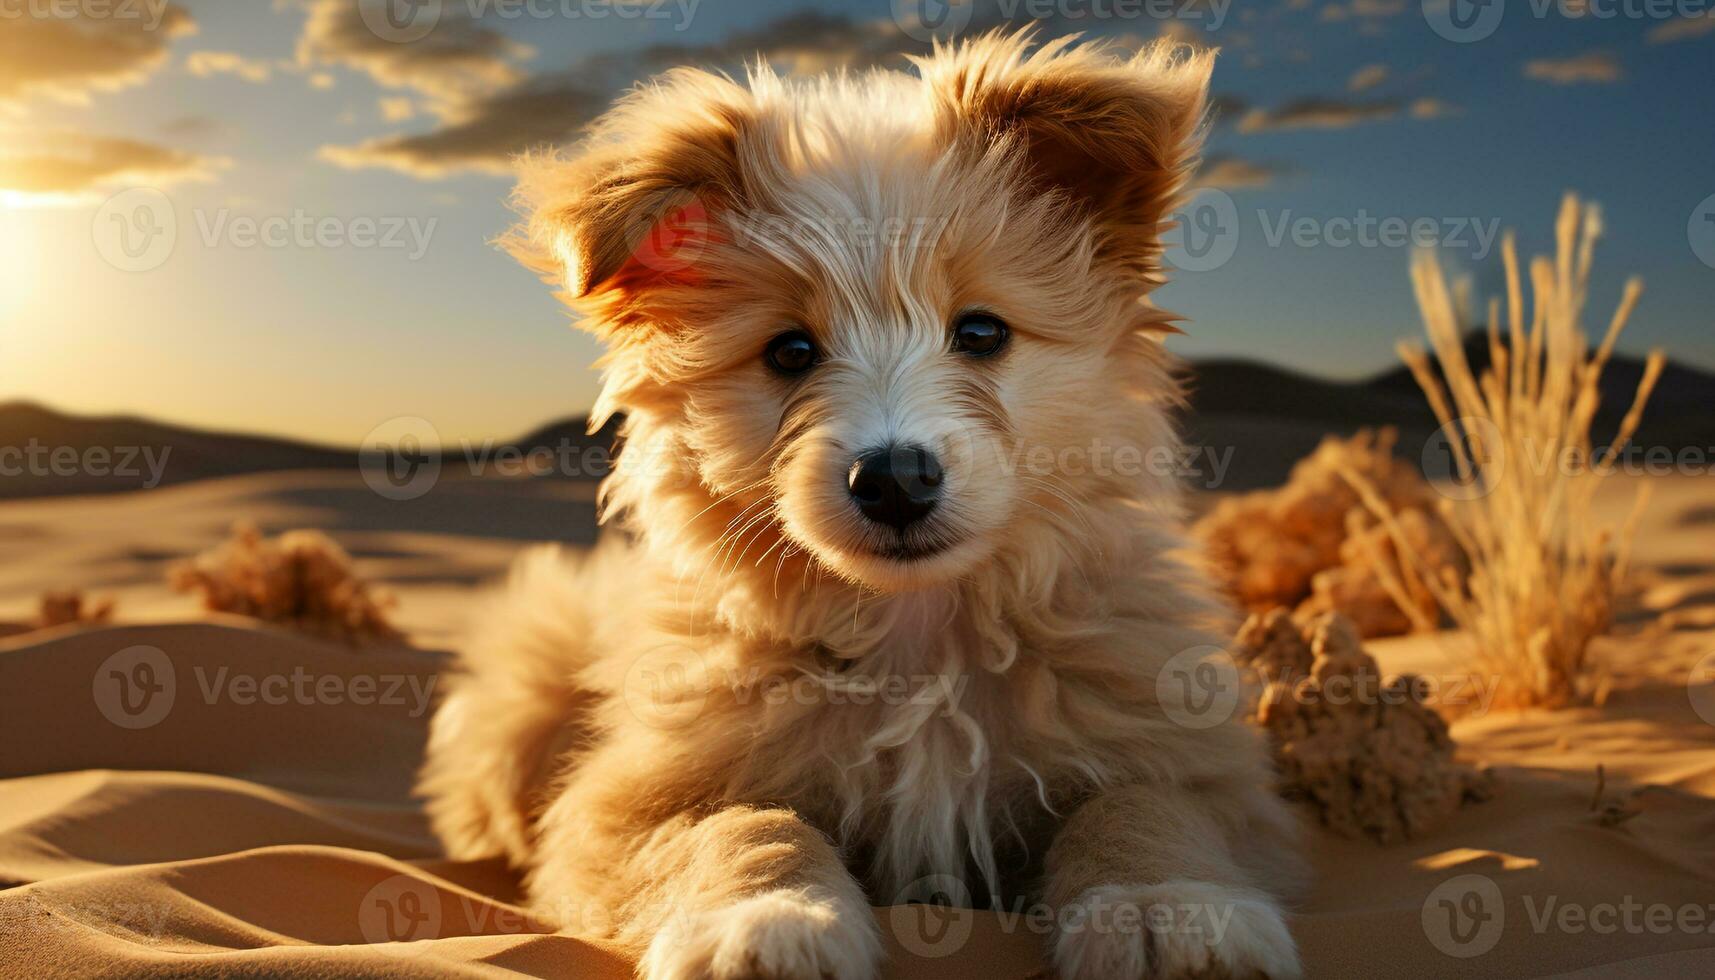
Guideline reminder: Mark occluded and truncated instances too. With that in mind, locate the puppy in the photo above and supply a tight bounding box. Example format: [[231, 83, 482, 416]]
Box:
[[420, 30, 1305, 980]]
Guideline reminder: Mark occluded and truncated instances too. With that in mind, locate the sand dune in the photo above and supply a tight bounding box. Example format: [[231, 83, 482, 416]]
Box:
[[1, 469, 1713, 976]]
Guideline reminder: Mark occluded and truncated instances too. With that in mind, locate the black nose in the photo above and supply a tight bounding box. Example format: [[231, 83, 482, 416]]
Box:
[[847, 445, 943, 530]]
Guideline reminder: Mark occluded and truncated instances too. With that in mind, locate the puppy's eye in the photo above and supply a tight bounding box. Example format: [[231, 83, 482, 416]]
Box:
[[950, 312, 1009, 357], [765, 330, 819, 376]]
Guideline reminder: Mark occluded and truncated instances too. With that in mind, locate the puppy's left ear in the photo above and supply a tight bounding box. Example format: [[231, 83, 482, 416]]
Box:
[[921, 31, 1213, 276]]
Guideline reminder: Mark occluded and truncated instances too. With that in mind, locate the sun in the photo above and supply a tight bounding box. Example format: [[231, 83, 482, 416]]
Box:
[[0, 206, 42, 323]]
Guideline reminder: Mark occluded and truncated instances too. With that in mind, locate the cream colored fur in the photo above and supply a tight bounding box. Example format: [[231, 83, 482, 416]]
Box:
[[420, 30, 1306, 980]]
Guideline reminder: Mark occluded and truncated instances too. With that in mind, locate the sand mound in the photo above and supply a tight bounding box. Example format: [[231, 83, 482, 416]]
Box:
[[1237, 609, 1495, 842], [170, 523, 404, 644]]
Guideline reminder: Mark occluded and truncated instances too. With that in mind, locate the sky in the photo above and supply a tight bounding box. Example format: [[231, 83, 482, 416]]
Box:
[[1, 0, 1711, 446]]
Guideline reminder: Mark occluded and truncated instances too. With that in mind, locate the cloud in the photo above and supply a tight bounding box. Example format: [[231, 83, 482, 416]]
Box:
[[1347, 63, 1388, 92], [294, 0, 530, 102], [1647, 11, 1715, 42], [1236, 98, 1403, 133], [0, 131, 223, 203], [317, 11, 935, 179], [378, 97, 416, 122], [1196, 155, 1286, 190], [186, 50, 272, 83], [1523, 51, 1622, 85], [1409, 97, 1458, 119], [0, 4, 197, 104], [1321, 0, 1406, 20], [320, 77, 608, 177]]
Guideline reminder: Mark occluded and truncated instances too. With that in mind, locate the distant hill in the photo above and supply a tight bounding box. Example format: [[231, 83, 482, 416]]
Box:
[[0, 402, 619, 499], [0, 402, 353, 499], [2, 344, 1708, 498]]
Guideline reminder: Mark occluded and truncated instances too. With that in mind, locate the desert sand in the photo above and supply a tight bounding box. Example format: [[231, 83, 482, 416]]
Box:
[[2, 469, 1713, 977]]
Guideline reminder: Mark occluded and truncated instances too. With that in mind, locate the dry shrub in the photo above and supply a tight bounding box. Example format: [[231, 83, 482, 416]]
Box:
[[1235, 609, 1494, 843], [1195, 428, 1461, 637], [1343, 194, 1663, 709], [170, 523, 404, 645], [38, 590, 115, 628]]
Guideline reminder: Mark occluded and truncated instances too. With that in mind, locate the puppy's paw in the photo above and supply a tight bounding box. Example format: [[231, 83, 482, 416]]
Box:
[[1053, 880, 1301, 980], [641, 888, 882, 980]]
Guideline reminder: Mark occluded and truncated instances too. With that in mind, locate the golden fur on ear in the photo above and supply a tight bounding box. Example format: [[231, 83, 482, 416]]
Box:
[[918, 31, 1214, 277], [504, 67, 756, 321]]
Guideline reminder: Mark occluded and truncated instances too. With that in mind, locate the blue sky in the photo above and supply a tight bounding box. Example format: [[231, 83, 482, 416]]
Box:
[[1, 0, 1711, 445]]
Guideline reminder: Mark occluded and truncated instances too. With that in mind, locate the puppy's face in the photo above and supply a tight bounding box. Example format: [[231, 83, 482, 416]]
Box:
[[513, 35, 1212, 593]]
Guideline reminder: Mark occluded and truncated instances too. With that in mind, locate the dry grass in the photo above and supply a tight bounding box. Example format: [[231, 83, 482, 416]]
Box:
[[1343, 193, 1665, 708], [38, 590, 115, 628], [1195, 428, 1461, 637], [170, 523, 405, 645]]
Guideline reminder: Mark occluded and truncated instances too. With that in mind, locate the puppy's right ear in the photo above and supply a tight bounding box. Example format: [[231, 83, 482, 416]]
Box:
[[505, 68, 755, 330]]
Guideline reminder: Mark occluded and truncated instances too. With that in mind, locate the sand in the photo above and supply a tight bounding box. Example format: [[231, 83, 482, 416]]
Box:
[[2, 470, 1713, 977]]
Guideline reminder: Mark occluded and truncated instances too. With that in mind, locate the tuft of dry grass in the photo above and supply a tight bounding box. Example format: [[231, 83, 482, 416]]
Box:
[[38, 590, 115, 628], [170, 523, 405, 645], [1343, 193, 1665, 709]]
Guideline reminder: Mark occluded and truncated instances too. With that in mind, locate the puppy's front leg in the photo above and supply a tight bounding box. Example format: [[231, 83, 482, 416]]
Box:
[[1045, 784, 1302, 980], [539, 803, 881, 980]]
